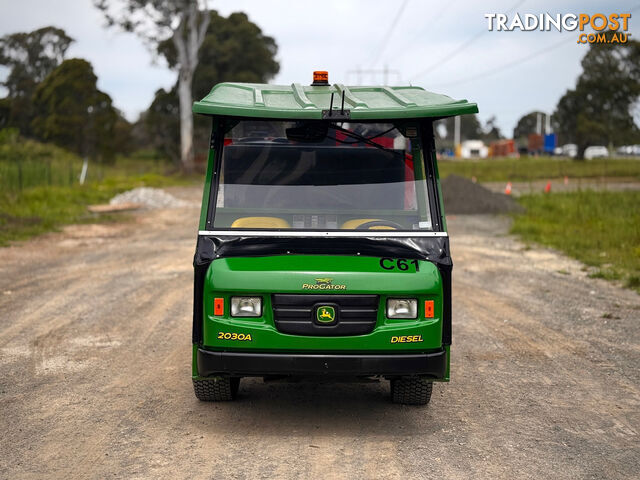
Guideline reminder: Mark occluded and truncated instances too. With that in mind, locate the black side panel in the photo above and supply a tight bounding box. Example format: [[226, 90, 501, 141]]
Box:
[[192, 264, 208, 343], [193, 235, 217, 343], [438, 264, 452, 345]]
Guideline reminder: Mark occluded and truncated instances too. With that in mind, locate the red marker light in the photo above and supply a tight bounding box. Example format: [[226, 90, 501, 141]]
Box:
[[424, 300, 434, 318], [214, 298, 224, 316]]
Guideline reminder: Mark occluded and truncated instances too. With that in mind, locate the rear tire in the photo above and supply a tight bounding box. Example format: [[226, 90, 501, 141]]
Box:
[[193, 377, 240, 401], [390, 377, 433, 405]]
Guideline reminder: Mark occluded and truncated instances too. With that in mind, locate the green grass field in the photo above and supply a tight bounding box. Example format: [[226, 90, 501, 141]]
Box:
[[511, 190, 640, 293], [0, 140, 173, 192], [0, 174, 190, 246], [439, 156, 640, 182], [0, 134, 196, 245]]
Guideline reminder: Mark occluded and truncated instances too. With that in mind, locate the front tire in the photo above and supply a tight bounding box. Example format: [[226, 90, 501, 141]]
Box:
[[390, 377, 433, 405], [193, 377, 240, 401]]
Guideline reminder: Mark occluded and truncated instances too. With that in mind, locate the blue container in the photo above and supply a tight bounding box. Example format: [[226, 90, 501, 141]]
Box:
[[544, 134, 557, 154]]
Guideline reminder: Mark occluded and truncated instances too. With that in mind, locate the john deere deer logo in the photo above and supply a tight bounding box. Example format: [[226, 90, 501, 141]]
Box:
[[316, 306, 336, 323]]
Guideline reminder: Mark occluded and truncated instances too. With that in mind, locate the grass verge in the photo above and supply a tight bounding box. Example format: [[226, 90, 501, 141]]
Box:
[[511, 190, 640, 293], [439, 156, 640, 182], [0, 173, 193, 246]]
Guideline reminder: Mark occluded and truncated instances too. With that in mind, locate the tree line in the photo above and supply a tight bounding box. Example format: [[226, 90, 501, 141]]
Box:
[[0, 5, 279, 167], [2, 5, 638, 164]]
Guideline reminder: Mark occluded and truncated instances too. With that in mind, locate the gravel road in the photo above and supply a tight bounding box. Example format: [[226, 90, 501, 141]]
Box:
[[1, 186, 638, 479]]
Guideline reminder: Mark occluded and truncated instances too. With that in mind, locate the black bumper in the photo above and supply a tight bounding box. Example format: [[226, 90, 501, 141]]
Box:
[[196, 347, 447, 378]]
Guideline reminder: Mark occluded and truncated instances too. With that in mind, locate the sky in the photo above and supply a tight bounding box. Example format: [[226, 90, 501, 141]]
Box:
[[1, 0, 639, 137]]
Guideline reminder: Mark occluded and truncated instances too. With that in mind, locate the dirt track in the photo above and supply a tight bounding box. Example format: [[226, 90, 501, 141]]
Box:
[[1, 186, 639, 479]]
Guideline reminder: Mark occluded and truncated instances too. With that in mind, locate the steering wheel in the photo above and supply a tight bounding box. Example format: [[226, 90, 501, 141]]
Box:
[[355, 220, 404, 230]]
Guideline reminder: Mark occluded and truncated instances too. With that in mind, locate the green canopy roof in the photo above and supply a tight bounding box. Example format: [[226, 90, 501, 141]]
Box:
[[193, 82, 478, 120]]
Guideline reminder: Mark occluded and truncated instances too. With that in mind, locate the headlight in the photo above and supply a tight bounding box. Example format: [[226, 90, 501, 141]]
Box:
[[386, 298, 417, 319], [230, 296, 262, 317]]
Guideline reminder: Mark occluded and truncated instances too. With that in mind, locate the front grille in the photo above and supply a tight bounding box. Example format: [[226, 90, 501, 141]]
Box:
[[272, 294, 379, 336]]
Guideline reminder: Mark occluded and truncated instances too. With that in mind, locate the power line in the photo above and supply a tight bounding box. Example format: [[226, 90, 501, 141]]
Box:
[[369, 0, 410, 67], [429, 6, 640, 91], [383, 1, 457, 66], [429, 36, 572, 89], [426, 2, 456, 29], [409, 0, 527, 82]]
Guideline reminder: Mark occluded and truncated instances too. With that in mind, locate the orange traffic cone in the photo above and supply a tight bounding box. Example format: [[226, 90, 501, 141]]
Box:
[[505, 182, 512, 195], [544, 181, 552, 193]]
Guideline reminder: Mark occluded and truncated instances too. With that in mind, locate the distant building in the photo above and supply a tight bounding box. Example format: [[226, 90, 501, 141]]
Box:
[[528, 134, 544, 154], [459, 140, 488, 158], [489, 139, 517, 157]]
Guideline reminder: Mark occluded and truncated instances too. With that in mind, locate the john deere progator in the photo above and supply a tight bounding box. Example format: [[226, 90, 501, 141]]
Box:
[[191, 72, 477, 404]]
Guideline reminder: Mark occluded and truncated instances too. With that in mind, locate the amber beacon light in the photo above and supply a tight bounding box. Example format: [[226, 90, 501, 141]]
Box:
[[311, 70, 329, 86]]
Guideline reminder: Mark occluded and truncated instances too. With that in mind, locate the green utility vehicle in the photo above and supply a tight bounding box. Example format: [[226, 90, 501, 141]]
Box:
[[192, 72, 477, 405]]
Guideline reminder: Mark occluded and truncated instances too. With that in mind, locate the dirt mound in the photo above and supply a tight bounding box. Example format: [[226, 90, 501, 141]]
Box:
[[441, 175, 524, 214], [109, 187, 191, 209]]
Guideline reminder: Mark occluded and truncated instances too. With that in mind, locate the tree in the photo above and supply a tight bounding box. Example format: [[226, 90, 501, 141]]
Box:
[[458, 114, 483, 140], [112, 111, 134, 155], [160, 11, 279, 101], [0, 98, 10, 129], [95, 0, 210, 171], [513, 111, 547, 141], [482, 116, 503, 142], [141, 10, 279, 162], [553, 30, 640, 158], [435, 114, 484, 148], [31, 59, 117, 160], [142, 87, 180, 161], [0, 26, 73, 134]]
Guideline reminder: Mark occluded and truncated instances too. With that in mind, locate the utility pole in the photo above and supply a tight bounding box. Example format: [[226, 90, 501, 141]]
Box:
[[545, 113, 551, 134], [454, 115, 461, 157]]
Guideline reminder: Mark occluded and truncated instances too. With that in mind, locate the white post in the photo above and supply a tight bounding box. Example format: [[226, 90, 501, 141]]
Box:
[[79, 157, 89, 185], [536, 112, 542, 135], [545, 113, 551, 134], [454, 115, 461, 157]]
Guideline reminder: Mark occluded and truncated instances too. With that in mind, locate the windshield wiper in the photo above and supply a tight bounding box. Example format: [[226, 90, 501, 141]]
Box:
[[328, 124, 405, 158]]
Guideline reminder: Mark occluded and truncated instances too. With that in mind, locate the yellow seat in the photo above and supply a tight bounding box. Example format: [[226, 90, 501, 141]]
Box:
[[231, 217, 291, 228], [341, 219, 396, 230]]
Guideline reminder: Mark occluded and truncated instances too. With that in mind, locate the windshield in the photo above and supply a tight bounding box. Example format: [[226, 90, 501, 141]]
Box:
[[210, 120, 434, 232]]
